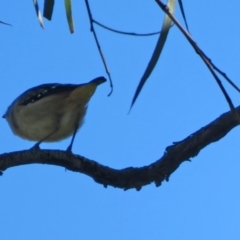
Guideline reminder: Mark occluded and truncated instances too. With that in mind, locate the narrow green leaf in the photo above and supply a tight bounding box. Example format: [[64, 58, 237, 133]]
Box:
[[178, 0, 189, 31], [65, 0, 74, 33], [33, 0, 44, 28], [43, 0, 55, 20], [156, 0, 238, 115], [130, 0, 176, 110]]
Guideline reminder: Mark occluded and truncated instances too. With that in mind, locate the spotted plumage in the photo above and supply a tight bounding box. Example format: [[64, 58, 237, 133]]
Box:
[[3, 77, 106, 151]]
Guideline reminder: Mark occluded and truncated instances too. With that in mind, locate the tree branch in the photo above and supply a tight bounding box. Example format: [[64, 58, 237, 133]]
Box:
[[84, 0, 113, 95], [0, 106, 239, 190]]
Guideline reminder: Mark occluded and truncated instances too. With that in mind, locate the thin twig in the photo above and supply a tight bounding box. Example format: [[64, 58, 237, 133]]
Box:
[[200, 51, 240, 93], [85, 0, 113, 96], [93, 19, 161, 36], [0, 20, 12, 26], [155, 0, 239, 116]]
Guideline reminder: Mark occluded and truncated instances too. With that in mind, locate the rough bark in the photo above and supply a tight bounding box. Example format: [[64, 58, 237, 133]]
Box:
[[0, 106, 239, 190]]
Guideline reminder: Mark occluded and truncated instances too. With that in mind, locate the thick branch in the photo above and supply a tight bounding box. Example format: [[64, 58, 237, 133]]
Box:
[[0, 106, 239, 190]]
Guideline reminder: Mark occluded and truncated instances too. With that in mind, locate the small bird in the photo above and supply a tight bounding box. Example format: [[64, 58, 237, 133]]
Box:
[[3, 76, 106, 151]]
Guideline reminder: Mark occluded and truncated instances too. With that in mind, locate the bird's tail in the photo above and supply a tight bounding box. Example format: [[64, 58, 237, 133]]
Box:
[[70, 76, 106, 104]]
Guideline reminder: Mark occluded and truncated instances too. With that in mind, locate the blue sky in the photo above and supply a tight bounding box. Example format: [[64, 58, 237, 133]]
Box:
[[1, 1, 240, 239]]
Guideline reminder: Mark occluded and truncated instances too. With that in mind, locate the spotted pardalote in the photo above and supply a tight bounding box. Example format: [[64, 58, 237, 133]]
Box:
[[3, 76, 106, 151]]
